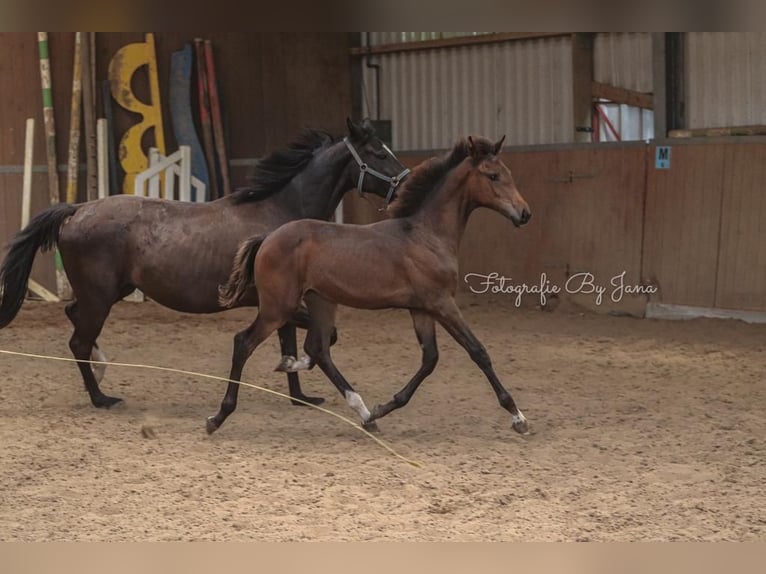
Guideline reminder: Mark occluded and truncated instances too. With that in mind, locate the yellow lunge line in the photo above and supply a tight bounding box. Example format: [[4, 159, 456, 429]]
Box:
[[0, 348, 421, 468]]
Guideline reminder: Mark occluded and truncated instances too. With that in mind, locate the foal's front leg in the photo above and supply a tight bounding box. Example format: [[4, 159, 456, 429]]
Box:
[[206, 311, 284, 434], [368, 310, 438, 423], [274, 306, 338, 373], [435, 299, 529, 435]]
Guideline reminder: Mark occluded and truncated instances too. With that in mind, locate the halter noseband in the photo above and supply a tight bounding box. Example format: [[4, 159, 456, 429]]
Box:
[[343, 137, 410, 206]]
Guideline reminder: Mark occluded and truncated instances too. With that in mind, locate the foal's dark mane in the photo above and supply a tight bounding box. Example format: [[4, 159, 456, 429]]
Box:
[[388, 137, 496, 218], [231, 129, 338, 204]]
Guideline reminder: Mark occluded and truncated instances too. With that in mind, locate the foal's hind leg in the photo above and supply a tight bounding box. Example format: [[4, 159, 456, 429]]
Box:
[[368, 310, 438, 423], [276, 322, 325, 407], [206, 310, 286, 434], [434, 299, 528, 435], [303, 292, 375, 429]]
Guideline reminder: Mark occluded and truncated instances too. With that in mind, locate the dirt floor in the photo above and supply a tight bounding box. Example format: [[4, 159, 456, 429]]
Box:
[[0, 295, 764, 541]]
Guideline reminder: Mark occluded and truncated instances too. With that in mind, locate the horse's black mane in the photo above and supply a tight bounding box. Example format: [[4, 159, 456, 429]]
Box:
[[389, 137, 496, 218], [231, 129, 338, 204]]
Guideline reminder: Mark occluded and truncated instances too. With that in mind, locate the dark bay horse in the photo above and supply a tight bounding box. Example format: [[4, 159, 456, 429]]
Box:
[[0, 119, 409, 409], [210, 135, 532, 435]]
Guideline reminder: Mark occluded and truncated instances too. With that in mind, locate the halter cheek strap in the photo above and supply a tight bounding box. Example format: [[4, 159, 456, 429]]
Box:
[[344, 137, 411, 206]]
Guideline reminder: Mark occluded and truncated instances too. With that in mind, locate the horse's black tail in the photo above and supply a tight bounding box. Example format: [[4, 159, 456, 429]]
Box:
[[0, 203, 78, 328], [218, 234, 268, 308]]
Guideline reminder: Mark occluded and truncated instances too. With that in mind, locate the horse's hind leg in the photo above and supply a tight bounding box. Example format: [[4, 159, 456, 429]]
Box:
[[206, 310, 286, 434], [66, 302, 106, 384], [434, 299, 528, 435], [368, 310, 438, 423], [303, 292, 375, 429], [276, 322, 325, 407], [66, 298, 121, 408]]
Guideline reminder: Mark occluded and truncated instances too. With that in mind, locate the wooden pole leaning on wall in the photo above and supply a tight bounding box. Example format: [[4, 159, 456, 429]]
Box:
[[194, 38, 219, 200], [97, 118, 109, 199], [81, 32, 98, 202], [22, 118, 59, 302], [38, 32, 70, 299], [37, 32, 60, 205], [204, 40, 232, 196], [66, 32, 83, 204]]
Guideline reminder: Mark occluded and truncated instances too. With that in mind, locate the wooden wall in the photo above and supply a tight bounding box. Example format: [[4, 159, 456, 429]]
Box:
[[0, 32, 354, 292], [643, 140, 766, 313], [345, 139, 766, 315]]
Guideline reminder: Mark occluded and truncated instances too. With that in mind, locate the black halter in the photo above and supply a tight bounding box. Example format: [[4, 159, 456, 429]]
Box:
[[343, 137, 410, 206]]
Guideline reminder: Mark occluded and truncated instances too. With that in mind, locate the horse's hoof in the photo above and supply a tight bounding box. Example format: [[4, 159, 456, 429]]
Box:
[[512, 419, 530, 435], [290, 395, 326, 407], [206, 416, 220, 435], [274, 355, 297, 372], [93, 395, 123, 409], [362, 420, 380, 433]]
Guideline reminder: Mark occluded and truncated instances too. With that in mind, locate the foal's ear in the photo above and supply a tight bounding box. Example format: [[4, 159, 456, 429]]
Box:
[[493, 135, 506, 155], [467, 136, 478, 159]]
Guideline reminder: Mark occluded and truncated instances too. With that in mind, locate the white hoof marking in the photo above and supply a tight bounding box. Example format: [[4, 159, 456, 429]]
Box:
[[291, 355, 312, 371], [512, 410, 527, 426], [345, 390, 372, 423], [91, 347, 107, 383]]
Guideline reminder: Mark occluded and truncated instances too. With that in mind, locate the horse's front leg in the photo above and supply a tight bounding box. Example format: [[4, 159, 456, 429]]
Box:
[[368, 311, 438, 423], [276, 322, 325, 406]]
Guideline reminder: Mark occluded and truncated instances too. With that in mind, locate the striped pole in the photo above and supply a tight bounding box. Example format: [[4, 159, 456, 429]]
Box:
[[38, 32, 70, 299], [37, 32, 60, 205], [81, 32, 98, 201], [66, 32, 82, 204]]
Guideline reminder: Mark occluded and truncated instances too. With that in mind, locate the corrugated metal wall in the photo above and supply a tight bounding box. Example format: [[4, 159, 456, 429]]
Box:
[[362, 33, 658, 150], [686, 32, 766, 129], [593, 32, 652, 92], [361, 36, 574, 150], [367, 33, 490, 45]]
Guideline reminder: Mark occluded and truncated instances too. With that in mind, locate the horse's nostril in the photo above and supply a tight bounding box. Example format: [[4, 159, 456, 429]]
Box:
[[521, 209, 531, 224]]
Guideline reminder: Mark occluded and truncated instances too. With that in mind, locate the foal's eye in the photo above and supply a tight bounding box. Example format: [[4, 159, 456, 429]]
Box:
[[488, 173, 499, 181], [375, 152, 388, 159]]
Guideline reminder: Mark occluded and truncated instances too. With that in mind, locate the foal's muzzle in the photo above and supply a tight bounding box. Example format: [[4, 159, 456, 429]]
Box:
[[510, 207, 532, 228]]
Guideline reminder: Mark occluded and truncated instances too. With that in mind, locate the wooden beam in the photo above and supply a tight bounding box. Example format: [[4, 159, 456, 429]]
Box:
[[571, 33, 595, 143], [652, 33, 668, 137], [350, 32, 570, 56], [668, 125, 766, 138], [666, 33, 685, 131], [28, 279, 60, 302], [592, 81, 654, 110]]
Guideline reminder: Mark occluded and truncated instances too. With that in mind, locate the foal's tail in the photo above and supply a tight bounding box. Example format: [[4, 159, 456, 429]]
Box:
[[218, 234, 268, 308], [0, 203, 78, 328]]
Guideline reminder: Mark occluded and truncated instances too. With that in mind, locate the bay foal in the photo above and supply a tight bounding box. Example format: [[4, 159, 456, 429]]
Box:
[[211, 136, 531, 435]]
